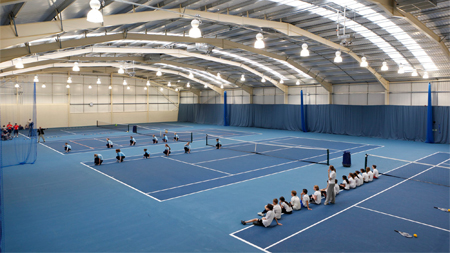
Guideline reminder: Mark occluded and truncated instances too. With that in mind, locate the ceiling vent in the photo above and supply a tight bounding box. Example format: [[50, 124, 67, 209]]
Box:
[[396, 0, 437, 12]]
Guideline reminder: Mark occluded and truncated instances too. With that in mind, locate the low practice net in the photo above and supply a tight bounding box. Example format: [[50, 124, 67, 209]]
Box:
[[206, 134, 329, 165], [134, 125, 193, 142], [96, 121, 130, 132], [364, 154, 449, 187]]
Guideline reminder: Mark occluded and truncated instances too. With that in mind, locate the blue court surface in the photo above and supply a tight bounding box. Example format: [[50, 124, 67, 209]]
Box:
[[3, 123, 449, 252]]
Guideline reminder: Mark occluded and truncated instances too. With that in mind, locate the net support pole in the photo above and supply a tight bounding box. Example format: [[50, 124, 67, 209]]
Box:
[[223, 91, 228, 126], [191, 132, 193, 143], [327, 149, 329, 165], [206, 134, 208, 146], [364, 154, 368, 169], [425, 83, 434, 143], [301, 90, 307, 132]]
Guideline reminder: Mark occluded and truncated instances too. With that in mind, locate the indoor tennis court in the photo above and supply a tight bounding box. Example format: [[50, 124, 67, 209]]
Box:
[[1, 0, 449, 252]]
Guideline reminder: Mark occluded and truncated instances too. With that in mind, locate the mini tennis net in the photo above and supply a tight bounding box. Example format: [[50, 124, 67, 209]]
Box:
[[96, 121, 130, 132], [135, 125, 193, 142], [206, 134, 329, 165]]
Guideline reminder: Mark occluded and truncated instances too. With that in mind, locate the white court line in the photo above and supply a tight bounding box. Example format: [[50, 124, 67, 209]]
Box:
[[163, 156, 232, 175], [79, 162, 162, 202], [39, 142, 65, 155], [19, 133, 30, 139], [288, 135, 379, 147], [159, 145, 384, 201], [195, 153, 254, 164], [230, 233, 269, 253], [354, 206, 450, 232], [60, 129, 77, 135], [263, 161, 442, 250], [147, 160, 298, 194]]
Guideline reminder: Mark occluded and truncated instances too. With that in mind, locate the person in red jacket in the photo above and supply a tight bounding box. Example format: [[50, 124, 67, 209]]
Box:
[[6, 122, 13, 133], [13, 123, 19, 137]]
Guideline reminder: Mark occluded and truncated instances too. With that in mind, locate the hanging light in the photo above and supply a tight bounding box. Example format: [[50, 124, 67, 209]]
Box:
[[398, 63, 404, 74], [279, 79, 284, 84], [220, 84, 224, 89], [204, 84, 207, 88], [146, 80, 150, 86], [15, 83, 20, 88], [160, 87, 163, 91], [381, 61, 389, 71], [118, 65, 125, 74], [33, 75, 39, 82], [97, 78, 101, 84], [261, 76, 266, 83], [189, 72, 194, 78], [175, 88, 179, 91], [156, 69, 162, 76], [217, 72, 221, 79], [360, 56, 368, 68], [189, 19, 202, 38], [254, 33, 265, 49], [296, 80, 300, 85], [66, 84, 70, 88], [88, 85, 92, 89], [423, 71, 429, 79], [186, 82, 191, 88], [108, 85, 112, 89], [240, 74, 245, 82], [334, 51, 342, 63], [168, 82, 171, 87], [300, 43, 309, 57], [127, 86, 130, 90], [411, 69, 418, 77], [15, 58, 24, 69], [72, 62, 80, 72], [42, 84, 46, 88], [87, 0, 103, 23], [67, 77, 72, 83], [123, 79, 127, 85], [144, 87, 148, 90]]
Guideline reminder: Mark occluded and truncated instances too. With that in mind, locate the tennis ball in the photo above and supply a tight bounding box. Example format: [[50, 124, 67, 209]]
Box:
[[115, 124, 117, 126], [448, 209, 450, 212], [413, 234, 417, 238]]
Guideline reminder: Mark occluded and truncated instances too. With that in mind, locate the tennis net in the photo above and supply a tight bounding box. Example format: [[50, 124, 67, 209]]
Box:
[[206, 134, 329, 165], [365, 154, 450, 187], [96, 121, 130, 132], [135, 125, 193, 142]]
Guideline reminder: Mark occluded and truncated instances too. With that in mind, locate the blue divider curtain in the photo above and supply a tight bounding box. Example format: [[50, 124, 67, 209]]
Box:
[[425, 83, 434, 143], [178, 104, 449, 144]]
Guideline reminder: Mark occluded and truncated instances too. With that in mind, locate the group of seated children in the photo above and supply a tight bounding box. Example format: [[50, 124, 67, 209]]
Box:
[[152, 133, 179, 144], [241, 165, 379, 228], [2, 123, 21, 140]]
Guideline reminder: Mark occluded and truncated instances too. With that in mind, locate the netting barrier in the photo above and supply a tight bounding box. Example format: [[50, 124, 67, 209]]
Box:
[[135, 125, 193, 143], [0, 80, 38, 251]]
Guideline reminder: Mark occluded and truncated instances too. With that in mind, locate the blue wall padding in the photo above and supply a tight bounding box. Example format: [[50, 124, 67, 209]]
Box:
[[425, 83, 434, 143], [178, 104, 449, 144]]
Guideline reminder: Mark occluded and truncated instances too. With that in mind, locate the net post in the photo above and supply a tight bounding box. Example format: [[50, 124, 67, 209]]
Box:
[[206, 134, 208, 146], [327, 149, 330, 165], [364, 154, 368, 169], [191, 132, 193, 143], [96, 120, 99, 127]]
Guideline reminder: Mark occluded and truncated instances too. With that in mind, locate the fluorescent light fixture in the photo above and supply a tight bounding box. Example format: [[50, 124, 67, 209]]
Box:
[[67, 77, 72, 83], [160, 87, 163, 91], [204, 84, 207, 88], [411, 69, 418, 77], [87, 0, 103, 23], [220, 84, 224, 89], [334, 51, 342, 63], [381, 61, 388, 71], [15, 83, 19, 88], [108, 85, 112, 89], [88, 85, 92, 89], [127, 86, 130, 90], [72, 62, 80, 72], [97, 78, 101, 84], [42, 84, 46, 88], [146, 80, 150, 86], [300, 43, 309, 57], [360, 56, 368, 68], [156, 69, 162, 76], [240, 74, 245, 82], [254, 33, 265, 49], [423, 71, 429, 79], [118, 65, 124, 74], [186, 82, 190, 88], [217, 72, 221, 79], [168, 82, 171, 87], [261, 77, 266, 83], [144, 87, 147, 90], [398, 63, 404, 74], [15, 58, 24, 69], [123, 79, 127, 85], [296, 80, 300, 85], [33, 75, 39, 82], [175, 88, 179, 91], [66, 84, 70, 88], [189, 19, 202, 38], [189, 72, 194, 78], [279, 79, 284, 84]]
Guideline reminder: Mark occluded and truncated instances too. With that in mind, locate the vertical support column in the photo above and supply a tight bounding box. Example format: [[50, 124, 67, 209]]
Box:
[[146, 82, 149, 122], [67, 77, 71, 127], [385, 90, 390, 105], [284, 92, 289, 104], [328, 91, 333, 104]]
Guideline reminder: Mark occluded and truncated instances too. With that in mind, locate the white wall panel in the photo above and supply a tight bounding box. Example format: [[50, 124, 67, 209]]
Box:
[[349, 94, 367, 105], [333, 94, 348, 105], [368, 94, 384, 105], [390, 93, 411, 105]]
